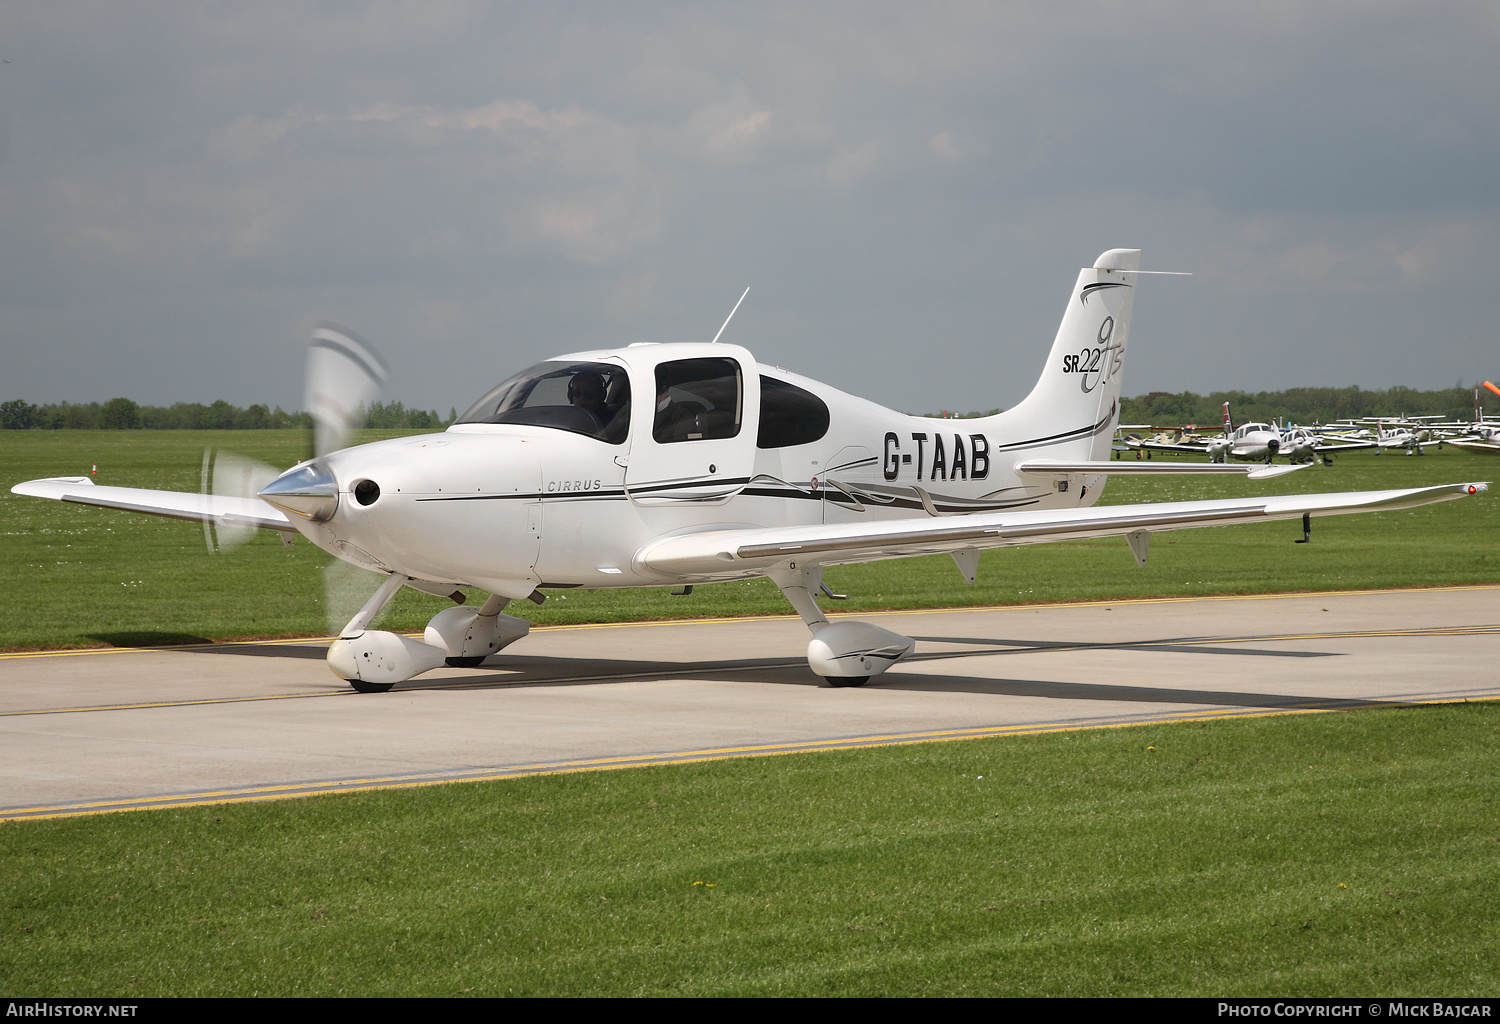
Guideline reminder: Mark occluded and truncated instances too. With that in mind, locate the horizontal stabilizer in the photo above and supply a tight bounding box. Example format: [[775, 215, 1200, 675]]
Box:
[[11, 477, 294, 533]]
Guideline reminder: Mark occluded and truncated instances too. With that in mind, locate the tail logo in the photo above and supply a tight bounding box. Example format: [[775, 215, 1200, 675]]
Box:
[[1079, 282, 1129, 305], [1062, 316, 1124, 393]]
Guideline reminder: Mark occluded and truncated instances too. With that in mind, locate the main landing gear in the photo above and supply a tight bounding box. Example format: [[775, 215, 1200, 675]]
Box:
[[327, 575, 531, 692], [332, 567, 917, 692], [770, 564, 915, 687]]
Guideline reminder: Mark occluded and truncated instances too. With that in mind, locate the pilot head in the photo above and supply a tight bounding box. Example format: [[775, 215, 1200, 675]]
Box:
[[567, 371, 607, 414]]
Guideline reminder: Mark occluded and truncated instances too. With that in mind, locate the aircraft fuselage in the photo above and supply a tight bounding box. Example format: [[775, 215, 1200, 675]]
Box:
[[285, 344, 1117, 601]]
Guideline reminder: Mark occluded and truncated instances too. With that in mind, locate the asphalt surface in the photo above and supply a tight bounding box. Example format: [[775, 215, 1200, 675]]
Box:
[[3, 585, 1498, 820]]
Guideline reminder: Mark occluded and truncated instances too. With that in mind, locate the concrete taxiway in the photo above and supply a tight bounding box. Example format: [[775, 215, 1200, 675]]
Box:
[[2, 585, 1498, 820]]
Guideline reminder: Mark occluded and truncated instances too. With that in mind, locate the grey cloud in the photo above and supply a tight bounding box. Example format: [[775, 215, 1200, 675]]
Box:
[[1, 2, 1497, 417]]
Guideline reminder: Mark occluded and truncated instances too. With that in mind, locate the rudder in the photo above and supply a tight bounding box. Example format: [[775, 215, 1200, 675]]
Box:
[[998, 248, 1140, 461]]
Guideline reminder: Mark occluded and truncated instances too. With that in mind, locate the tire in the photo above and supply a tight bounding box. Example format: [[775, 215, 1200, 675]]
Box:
[[348, 679, 395, 693], [445, 656, 487, 668], [826, 676, 869, 688]]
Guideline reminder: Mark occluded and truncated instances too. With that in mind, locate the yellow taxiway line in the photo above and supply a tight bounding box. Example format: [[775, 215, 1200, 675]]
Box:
[[5, 684, 1499, 822]]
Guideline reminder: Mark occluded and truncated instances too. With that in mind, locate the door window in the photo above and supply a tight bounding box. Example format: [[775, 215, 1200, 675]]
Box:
[[652, 358, 742, 443]]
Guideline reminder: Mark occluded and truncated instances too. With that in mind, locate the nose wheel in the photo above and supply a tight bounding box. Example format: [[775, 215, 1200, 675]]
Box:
[[349, 679, 395, 694]]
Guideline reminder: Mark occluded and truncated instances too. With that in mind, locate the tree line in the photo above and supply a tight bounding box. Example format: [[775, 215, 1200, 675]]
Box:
[[1122, 385, 1480, 428], [0, 398, 453, 431]]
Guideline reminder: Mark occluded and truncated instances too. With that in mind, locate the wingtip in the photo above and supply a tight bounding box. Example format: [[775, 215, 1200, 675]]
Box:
[[1245, 464, 1308, 480], [11, 476, 95, 497]]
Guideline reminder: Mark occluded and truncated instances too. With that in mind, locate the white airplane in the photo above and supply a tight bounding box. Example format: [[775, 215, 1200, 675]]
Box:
[[1272, 424, 1359, 464], [13, 249, 1488, 692], [1221, 416, 1287, 464], [1370, 419, 1442, 455]]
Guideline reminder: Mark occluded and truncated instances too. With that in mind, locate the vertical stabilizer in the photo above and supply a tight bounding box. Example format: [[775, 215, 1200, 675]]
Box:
[[997, 249, 1140, 462]]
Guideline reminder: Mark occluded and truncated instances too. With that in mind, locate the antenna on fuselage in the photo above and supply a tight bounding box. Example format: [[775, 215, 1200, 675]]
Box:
[[711, 287, 750, 344]]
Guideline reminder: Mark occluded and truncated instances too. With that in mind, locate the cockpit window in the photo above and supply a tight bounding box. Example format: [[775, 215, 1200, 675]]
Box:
[[455, 361, 631, 444], [653, 357, 742, 443]]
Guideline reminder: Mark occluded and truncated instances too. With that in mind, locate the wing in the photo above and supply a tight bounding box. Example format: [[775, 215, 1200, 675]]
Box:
[[1311, 439, 1378, 453], [1447, 439, 1500, 454], [11, 477, 295, 533], [1125, 439, 1216, 455], [637, 482, 1486, 577]]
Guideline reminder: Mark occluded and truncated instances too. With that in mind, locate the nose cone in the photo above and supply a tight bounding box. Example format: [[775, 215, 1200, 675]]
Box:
[[259, 461, 339, 521]]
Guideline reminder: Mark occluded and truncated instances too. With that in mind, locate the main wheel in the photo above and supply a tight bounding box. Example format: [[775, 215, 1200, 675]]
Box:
[[445, 655, 487, 668], [826, 676, 869, 688], [348, 679, 395, 693]]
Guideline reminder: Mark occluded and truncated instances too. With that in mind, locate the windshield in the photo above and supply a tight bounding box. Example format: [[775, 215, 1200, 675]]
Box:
[[455, 361, 631, 444]]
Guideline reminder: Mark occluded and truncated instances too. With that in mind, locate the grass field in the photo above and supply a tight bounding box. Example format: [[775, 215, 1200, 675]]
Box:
[[3, 430, 1497, 996], [1, 703, 1496, 996], [2, 429, 1497, 649]]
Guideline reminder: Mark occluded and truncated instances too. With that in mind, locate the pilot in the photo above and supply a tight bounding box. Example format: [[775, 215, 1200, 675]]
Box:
[[568, 371, 608, 422], [654, 381, 697, 442]]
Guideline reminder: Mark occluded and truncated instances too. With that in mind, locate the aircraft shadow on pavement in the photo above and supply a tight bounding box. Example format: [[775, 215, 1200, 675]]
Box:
[[881, 635, 1368, 707], [414, 654, 822, 690], [910, 634, 1340, 660], [867, 672, 1391, 710], [84, 635, 332, 660], [98, 631, 1332, 670], [108, 629, 1380, 711], [87, 631, 218, 648], [400, 641, 1383, 711]]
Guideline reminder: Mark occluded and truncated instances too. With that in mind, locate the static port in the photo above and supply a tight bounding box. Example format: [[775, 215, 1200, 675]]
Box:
[[353, 479, 381, 506]]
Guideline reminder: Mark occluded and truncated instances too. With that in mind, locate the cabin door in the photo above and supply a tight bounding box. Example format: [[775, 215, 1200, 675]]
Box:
[[623, 346, 761, 505]]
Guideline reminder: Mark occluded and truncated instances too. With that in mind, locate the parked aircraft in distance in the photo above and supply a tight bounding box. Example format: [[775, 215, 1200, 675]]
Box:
[[1127, 403, 1373, 465], [13, 250, 1488, 691], [1124, 403, 1235, 461], [1366, 418, 1448, 456], [1435, 383, 1500, 454]]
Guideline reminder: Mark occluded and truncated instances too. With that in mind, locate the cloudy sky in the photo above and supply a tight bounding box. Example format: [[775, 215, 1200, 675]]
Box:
[[2, 3, 1497, 415]]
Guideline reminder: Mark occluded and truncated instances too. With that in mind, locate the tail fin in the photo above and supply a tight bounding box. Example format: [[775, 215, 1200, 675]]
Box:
[[999, 249, 1140, 460], [1222, 401, 1233, 435]]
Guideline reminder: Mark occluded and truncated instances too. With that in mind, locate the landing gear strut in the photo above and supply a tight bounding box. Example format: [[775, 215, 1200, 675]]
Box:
[[770, 564, 914, 686], [327, 577, 531, 691]]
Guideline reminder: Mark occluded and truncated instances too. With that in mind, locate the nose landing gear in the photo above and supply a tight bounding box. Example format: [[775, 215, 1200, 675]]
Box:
[[326, 575, 531, 691]]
